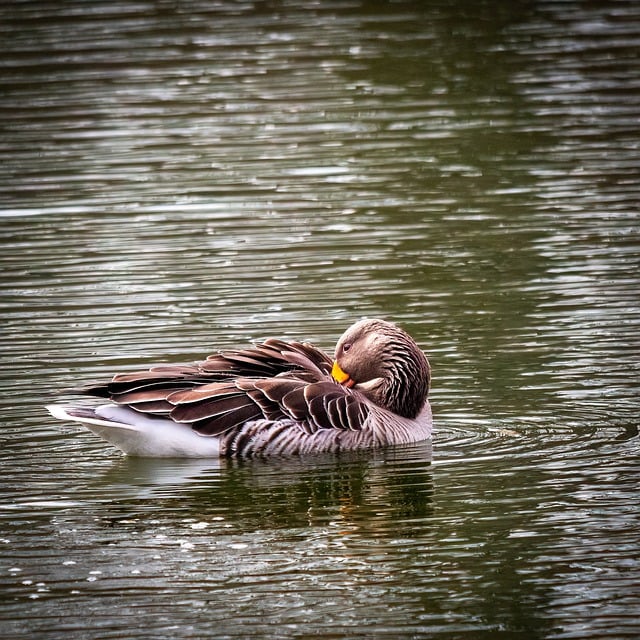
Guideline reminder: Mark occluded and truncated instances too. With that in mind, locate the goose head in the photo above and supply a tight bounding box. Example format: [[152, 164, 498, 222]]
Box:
[[331, 318, 430, 419]]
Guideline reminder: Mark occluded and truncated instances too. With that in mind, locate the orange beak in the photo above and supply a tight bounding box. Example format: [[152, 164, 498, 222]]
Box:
[[332, 361, 355, 388]]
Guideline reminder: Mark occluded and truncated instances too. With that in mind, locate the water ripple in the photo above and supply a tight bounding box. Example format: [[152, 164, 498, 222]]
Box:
[[1, 1, 639, 638]]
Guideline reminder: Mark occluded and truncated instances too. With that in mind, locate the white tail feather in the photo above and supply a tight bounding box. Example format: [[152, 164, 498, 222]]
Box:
[[46, 404, 220, 458]]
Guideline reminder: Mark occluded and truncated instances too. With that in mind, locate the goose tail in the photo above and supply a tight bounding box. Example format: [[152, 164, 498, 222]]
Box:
[[45, 404, 220, 458]]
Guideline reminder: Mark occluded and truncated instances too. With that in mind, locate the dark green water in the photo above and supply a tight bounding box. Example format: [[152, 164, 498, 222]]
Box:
[[1, 1, 638, 638]]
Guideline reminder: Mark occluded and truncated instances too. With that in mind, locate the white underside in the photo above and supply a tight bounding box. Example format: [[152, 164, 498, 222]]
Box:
[[46, 404, 221, 458]]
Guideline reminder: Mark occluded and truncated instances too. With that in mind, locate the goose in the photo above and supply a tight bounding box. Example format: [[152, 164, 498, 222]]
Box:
[[46, 318, 432, 458]]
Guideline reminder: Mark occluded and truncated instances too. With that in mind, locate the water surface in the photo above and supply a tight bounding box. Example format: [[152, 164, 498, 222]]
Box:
[[1, 1, 639, 638]]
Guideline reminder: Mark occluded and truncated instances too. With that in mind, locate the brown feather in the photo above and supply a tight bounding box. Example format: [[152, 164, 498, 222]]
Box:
[[129, 400, 175, 414], [167, 382, 246, 404], [112, 387, 189, 405], [254, 378, 307, 405], [169, 388, 255, 424], [191, 402, 263, 436], [57, 318, 433, 458]]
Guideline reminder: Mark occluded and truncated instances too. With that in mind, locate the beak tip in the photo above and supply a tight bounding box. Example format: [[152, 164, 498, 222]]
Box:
[[331, 360, 352, 386]]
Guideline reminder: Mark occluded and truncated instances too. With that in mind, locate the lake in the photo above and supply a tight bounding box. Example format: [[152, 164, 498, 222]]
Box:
[[1, 1, 639, 638]]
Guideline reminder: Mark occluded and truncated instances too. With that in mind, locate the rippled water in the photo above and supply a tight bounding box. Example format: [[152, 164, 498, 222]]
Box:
[[1, 1, 639, 638]]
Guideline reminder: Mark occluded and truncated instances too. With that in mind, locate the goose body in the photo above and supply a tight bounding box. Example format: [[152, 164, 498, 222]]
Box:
[[46, 319, 432, 458]]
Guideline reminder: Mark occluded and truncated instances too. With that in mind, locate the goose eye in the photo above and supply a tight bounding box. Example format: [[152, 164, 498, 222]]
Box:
[[343, 343, 352, 353]]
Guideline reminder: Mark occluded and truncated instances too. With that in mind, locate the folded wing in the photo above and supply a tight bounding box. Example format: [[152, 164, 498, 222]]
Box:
[[78, 339, 370, 436]]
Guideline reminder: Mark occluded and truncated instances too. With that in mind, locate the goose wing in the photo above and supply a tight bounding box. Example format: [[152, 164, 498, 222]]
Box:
[[167, 378, 371, 436], [78, 338, 332, 417], [79, 339, 370, 436], [200, 338, 332, 381]]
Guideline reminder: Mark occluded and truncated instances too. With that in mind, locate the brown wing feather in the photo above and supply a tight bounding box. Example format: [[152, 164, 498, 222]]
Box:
[[167, 382, 253, 422], [79, 368, 208, 398], [129, 400, 175, 414], [305, 383, 367, 431], [200, 340, 331, 379], [77, 338, 367, 437], [192, 402, 263, 435]]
